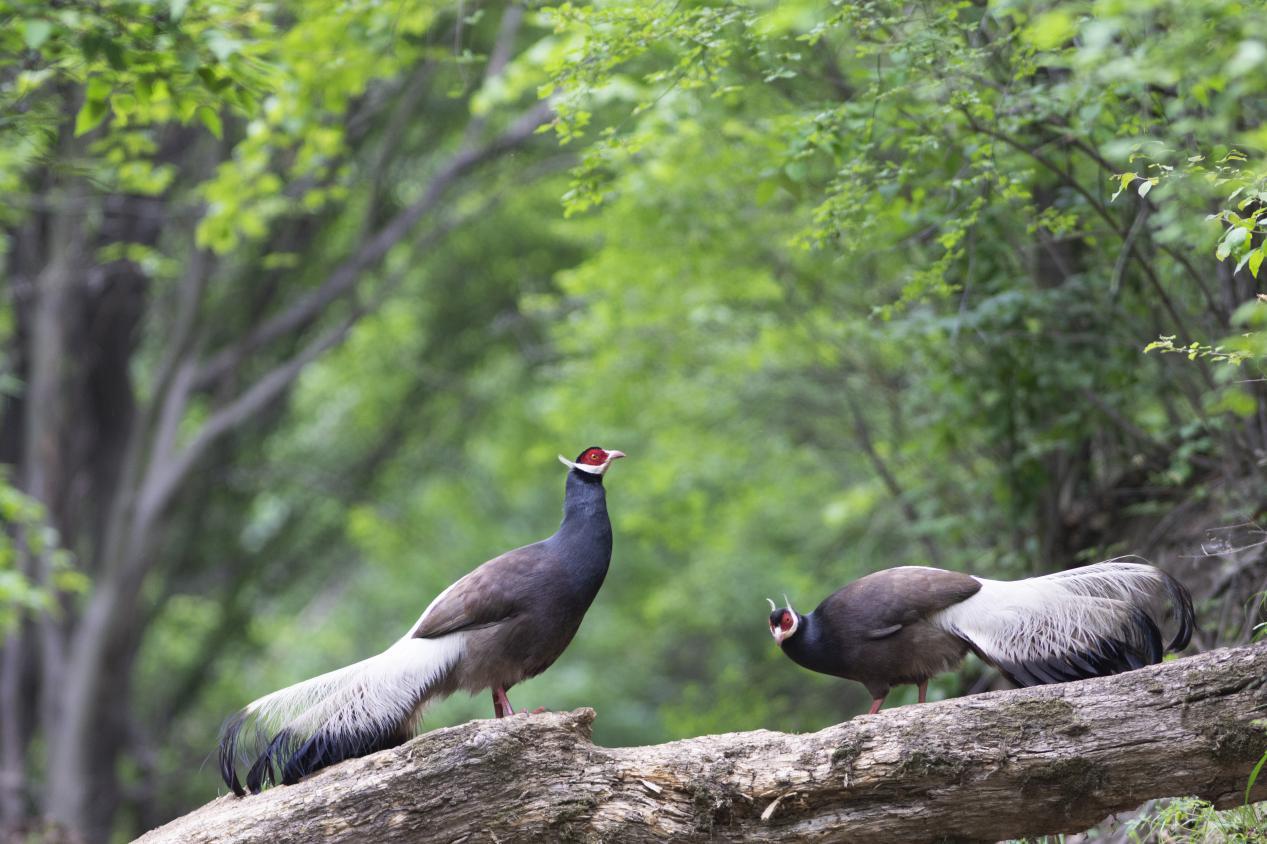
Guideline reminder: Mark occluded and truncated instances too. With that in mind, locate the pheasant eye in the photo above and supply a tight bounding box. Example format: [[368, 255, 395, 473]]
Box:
[[780, 613, 794, 632]]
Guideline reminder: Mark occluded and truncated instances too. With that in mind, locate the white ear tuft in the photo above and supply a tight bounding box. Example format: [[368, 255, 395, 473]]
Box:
[[558, 454, 605, 475]]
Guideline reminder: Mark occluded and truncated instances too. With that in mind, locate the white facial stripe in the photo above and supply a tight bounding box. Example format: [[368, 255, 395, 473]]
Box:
[[557, 454, 611, 475], [770, 610, 798, 644]]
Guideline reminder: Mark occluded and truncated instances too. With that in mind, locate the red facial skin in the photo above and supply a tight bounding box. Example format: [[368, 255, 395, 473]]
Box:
[[578, 448, 608, 465]]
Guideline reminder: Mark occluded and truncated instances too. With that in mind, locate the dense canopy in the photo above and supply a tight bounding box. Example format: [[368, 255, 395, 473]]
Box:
[[0, 0, 1264, 840]]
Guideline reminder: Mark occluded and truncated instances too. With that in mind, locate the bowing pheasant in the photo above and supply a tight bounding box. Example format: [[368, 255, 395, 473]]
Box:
[[219, 446, 624, 795], [769, 560, 1194, 714]]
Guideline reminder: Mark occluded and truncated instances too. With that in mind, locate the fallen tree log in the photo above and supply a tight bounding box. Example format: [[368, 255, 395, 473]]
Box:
[[138, 644, 1267, 843]]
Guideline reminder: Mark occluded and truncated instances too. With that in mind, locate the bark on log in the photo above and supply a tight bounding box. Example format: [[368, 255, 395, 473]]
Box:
[[137, 645, 1267, 843]]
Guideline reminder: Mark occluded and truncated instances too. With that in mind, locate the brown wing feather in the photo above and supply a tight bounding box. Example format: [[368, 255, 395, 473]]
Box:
[[409, 544, 552, 639], [823, 566, 981, 637]]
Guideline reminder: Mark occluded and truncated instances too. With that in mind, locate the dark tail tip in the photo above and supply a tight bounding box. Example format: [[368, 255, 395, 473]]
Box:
[[218, 712, 248, 797], [246, 729, 297, 794], [1132, 605, 1164, 664], [1160, 570, 1195, 652], [280, 724, 409, 786], [221, 720, 413, 796], [991, 626, 1161, 689]]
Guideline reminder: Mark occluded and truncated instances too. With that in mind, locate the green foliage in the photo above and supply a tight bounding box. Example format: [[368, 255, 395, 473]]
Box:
[[0, 471, 84, 634], [1248, 749, 1267, 807], [168, 0, 1267, 766], [194, 0, 452, 252], [1143, 335, 1255, 366], [0, 0, 273, 207], [1125, 148, 1267, 390], [1125, 797, 1266, 843], [6, 0, 1267, 837]]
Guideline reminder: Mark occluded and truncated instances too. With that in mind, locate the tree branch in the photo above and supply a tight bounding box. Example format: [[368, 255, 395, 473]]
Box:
[[130, 180, 519, 544], [137, 645, 1267, 844], [959, 112, 1215, 384], [129, 103, 556, 537], [134, 313, 356, 542], [193, 99, 553, 390], [840, 385, 945, 569]]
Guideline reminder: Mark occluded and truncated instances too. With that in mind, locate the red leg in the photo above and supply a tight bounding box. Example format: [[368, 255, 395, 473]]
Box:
[[867, 696, 886, 715], [494, 686, 548, 717], [917, 681, 928, 704]]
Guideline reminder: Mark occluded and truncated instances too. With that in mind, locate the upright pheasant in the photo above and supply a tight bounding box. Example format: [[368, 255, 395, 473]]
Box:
[[219, 446, 625, 794]]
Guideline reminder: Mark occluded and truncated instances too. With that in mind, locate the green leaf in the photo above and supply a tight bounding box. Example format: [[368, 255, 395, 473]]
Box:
[[1112, 172, 1137, 202], [85, 76, 112, 103], [23, 19, 53, 50], [102, 38, 127, 71], [51, 568, 89, 595], [1230, 298, 1266, 328], [1235, 249, 1253, 275], [80, 32, 105, 61], [261, 252, 301, 270], [754, 179, 778, 206], [1207, 388, 1257, 417], [197, 106, 223, 139], [74, 76, 114, 136], [168, 0, 191, 20], [1249, 247, 1265, 279], [1217, 227, 1250, 261], [176, 94, 199, 122], [1246, 749, 1267, 806], [74, 97, 109, 136], [203, 31, 242, 61], [1025, 9, 1077, 51]]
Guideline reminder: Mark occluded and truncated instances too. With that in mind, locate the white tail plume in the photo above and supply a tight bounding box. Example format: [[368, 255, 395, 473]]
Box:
[[932, 560, 1193, 686], [219, 634, 464, 794]]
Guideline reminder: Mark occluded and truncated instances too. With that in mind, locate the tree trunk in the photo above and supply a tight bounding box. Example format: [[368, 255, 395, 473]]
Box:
[[0, 87, 552, 839], [137, 645, 1267, 844], [34, 188, 155, 841], [0, 625, 27, 830]]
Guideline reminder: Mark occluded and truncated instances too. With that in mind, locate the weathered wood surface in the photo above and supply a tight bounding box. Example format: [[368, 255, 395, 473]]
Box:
[[136, 645, 1267, 843]]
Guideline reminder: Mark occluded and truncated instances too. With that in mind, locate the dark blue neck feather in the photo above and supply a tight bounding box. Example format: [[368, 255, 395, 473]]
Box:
[[559, 470, 609, 530], [551, 470, 613, 595], [782, 611, 839, 675]]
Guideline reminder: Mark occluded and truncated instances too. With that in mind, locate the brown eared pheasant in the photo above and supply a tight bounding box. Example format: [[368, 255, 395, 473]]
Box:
[[769, 561, 1194, 714], [219, 446, 625, 795]]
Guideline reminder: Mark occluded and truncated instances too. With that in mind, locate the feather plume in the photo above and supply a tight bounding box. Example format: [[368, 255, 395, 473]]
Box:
[[932, 559, 1193, 687], [218, 634, 465, 794]]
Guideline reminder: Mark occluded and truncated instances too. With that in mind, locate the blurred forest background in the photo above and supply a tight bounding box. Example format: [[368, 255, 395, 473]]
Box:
[[1, 0, 1265, 840]]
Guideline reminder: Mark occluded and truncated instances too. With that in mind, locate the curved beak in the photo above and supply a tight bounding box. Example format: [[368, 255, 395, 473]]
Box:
[[771, 626, 789, 646], [605, 450, 626, 462]]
